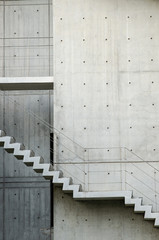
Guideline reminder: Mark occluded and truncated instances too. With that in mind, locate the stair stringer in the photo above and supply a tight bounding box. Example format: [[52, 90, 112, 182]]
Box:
[[0, 130, 159, 227]]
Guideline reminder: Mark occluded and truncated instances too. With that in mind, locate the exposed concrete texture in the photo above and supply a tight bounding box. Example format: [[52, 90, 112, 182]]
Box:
[[54, 187, 159, 240], [0, 0, 53, 239], [0, 0, 53, 77], [4, 187, 50, 240], [0, 90, 53, 166], [0, 90, 53, 240], [2, 129, 159, 236], [54, 0, 159, 153], [53, 0, 159, 238]]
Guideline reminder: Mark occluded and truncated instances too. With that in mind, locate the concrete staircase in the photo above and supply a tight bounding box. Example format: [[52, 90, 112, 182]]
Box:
[[0, 130, 159, 227]]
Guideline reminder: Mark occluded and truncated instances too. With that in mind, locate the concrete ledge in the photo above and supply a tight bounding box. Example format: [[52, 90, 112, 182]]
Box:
[[0, 77, 53, 90], [74, 191, 132, 200]]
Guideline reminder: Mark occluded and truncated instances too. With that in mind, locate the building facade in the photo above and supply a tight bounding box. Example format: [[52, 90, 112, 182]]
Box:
[[1, 0, 159, 239]]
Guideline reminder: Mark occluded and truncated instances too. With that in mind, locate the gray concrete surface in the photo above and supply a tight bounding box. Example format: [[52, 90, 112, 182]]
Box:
[[0, 0, 53, 77], [53, 0, 159, 239], [0, 90, 53, 240], [0, 0, 53, 239], [54, 187, 159, 240], [1, 0, 159, 239]]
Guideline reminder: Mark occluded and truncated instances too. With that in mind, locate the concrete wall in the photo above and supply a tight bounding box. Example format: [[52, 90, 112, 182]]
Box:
[[0, 0, 53, 239], [54, 187, 159, 240], [0, 0, 53, 77], [54, 0, 159, 239], [0, 90, 53, 240]]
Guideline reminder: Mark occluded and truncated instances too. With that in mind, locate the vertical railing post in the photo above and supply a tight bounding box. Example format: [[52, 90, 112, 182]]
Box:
[[84, 148, 89, 191], [121, 147, 126, 191], [50, 132, 54, 229]]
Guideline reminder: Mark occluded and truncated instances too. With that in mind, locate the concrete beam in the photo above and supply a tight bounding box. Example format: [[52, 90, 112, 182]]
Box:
[[0, 77, 53, 90]]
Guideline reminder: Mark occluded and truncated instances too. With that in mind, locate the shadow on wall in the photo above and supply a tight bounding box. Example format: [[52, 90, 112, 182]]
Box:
[[54, 187, 159, 240]]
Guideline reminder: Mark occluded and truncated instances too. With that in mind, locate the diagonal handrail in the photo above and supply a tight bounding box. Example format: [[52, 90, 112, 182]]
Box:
[[1, 90, 159, 175]]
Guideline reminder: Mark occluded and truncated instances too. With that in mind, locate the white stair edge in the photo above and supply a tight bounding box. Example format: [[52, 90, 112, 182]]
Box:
[[0, 130, 159, 228]]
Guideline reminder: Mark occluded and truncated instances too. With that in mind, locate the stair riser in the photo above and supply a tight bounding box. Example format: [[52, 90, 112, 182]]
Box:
[[43, 176, 53, 180], [24, 162, 34, 167], [4, 148, 14, 153], [33, 169, 43, 173], [14, 155, 24, 160], [1, 130, 159, 229]]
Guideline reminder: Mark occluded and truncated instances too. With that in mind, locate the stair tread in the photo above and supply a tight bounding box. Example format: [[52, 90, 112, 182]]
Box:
[[1, 129, 159, 228]]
